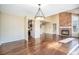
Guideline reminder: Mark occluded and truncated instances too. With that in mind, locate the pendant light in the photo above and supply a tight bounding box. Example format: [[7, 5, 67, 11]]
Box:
[[34, 4, 45, 20]]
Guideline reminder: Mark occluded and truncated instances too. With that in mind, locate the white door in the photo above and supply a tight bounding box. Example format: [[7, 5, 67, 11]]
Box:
[[53, 23, 57, 34]]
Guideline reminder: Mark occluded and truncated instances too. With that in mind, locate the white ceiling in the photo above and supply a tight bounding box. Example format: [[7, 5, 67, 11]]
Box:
[[0, 4, 79, 16], [67, 7, 79, 14]]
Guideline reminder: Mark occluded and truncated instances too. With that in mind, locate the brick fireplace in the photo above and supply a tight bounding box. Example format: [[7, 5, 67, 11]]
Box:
[[59, 12, 72, 36]]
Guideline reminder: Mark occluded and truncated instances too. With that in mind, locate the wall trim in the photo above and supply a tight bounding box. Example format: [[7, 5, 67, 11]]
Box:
[[1, 39, 27, 45], [59, 26, 72, 28]]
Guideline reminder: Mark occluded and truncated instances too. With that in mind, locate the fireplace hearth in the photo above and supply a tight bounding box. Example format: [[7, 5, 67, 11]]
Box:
[[61, 30, 69, 36]]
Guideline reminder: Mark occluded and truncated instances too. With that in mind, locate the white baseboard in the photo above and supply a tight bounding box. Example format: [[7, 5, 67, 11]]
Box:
[[0, 39, 26, 46]]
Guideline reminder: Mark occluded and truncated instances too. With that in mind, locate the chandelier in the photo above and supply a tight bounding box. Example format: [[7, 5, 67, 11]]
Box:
[[34, 4, 45, 20]]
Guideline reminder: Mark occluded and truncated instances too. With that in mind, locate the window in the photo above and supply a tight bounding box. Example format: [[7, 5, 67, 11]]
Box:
[[72, 15, 79, 32]]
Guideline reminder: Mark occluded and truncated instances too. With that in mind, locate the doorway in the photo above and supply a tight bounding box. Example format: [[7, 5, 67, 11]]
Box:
[[28, 20, 32, 39]]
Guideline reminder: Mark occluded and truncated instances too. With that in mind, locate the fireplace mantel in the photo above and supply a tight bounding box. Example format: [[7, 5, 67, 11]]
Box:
[[60, 26, 72, 28]]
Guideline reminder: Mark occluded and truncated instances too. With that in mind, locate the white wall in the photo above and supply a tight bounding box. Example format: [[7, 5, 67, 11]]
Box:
[[45, 23, 53, 34], [31, 20, 35, 38], [31, 20, 40, 38], [0, 12, 1, 45], [35, 20, 40, 38], [24, 16, 28, 41], [31, 20, 46, 38], [40, 23, 45, 35], [45, 14, 59, 35], [0, 12, 28, 44]]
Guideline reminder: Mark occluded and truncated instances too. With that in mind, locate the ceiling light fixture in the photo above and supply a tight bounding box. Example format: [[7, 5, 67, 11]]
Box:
[[34, 4, 45, 20]]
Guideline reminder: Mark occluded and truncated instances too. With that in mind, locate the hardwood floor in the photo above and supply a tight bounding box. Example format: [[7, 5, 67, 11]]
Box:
[[0, 35, 79, 55]]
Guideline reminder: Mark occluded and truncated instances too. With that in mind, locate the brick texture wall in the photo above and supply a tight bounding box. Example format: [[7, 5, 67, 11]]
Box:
[[59, 12, 72, 36], [59, 12, 72, 27]]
